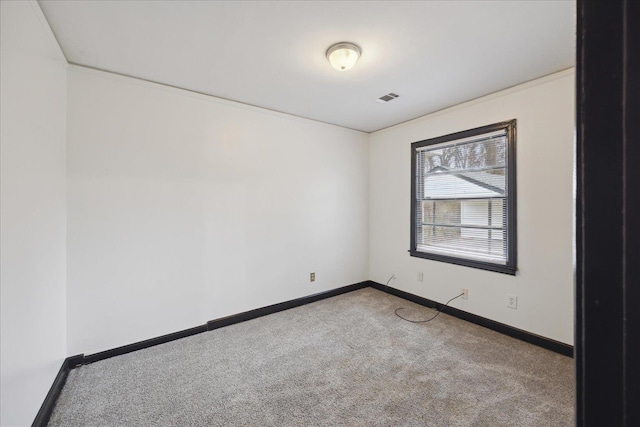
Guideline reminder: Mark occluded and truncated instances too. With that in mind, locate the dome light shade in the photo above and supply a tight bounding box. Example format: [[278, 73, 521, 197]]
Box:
[[326, 42, 361, 71]]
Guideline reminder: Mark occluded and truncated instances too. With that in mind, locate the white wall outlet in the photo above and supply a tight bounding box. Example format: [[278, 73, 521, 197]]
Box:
[[310, 272, 315, 282], [417, 272, 423, 282], [461, 289, 468, 299], [507, 294, 517, 309]]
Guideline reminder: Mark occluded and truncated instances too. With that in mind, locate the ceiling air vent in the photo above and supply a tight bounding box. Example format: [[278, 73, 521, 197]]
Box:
[[376, 92, 399, 104]]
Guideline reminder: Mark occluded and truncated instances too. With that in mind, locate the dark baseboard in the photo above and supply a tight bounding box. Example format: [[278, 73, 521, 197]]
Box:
[[33, 281, 369, 426], [33, 279, 571, 425], [207, 281, 369, 331], [81, 281, 369, 365], [31, 354, 84, 427], [82, 324, 208, 365], [369, 281, 574, 358]]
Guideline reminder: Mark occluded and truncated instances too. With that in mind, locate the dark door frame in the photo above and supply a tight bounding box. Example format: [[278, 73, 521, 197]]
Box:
[[576, 0, 639, 426]]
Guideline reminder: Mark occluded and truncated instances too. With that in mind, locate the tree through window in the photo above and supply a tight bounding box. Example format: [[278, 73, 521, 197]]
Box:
[[410, 120, 517, 274]]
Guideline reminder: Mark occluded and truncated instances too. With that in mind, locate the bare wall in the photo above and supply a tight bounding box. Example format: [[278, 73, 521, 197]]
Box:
[[66, 66, 369, 355], [368, 70, 575, 345], [0, 2, 68, 425]]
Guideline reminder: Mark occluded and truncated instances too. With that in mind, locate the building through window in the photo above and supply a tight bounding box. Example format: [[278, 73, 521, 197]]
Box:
[[410, 120, 517, 274]]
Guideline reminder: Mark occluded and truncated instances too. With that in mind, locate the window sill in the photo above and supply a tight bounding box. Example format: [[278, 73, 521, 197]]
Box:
[[409, 250, 517, 275]]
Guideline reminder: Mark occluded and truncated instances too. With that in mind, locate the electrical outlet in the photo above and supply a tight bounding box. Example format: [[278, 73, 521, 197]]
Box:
[[417, 272, 424, 282], [310, 272, 315, 282], [506, 294, 517, 309], [461, 289, 468, 299]]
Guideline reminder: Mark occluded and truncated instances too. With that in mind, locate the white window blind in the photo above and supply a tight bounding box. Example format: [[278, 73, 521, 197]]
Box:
[[415, 129, 510, 265]]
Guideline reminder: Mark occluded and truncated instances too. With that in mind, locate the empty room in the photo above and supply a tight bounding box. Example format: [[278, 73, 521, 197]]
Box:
[[1, 1, 637, 426]]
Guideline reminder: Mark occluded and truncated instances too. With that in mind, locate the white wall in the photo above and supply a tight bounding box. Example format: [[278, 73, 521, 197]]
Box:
[[66, 66, 369, 355], [0, 2, 68, 426], [0, 10, 573, 420], [369, 70, 575, 345]]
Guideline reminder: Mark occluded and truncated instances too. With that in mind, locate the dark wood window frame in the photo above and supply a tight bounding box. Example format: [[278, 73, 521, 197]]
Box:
[[409, 120, 517, 275]]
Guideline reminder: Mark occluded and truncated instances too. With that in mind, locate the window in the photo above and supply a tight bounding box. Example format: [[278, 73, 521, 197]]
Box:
[[410, 120, 517, 275]]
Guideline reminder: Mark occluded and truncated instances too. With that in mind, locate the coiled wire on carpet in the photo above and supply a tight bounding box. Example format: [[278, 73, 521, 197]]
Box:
[[384, 275, 465, 323]]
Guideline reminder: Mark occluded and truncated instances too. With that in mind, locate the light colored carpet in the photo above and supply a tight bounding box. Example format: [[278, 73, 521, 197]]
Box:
[[49, 288, 574, 426]]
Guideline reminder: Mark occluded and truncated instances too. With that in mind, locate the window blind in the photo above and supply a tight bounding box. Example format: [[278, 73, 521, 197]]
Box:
[[415, 130, 509, 265]]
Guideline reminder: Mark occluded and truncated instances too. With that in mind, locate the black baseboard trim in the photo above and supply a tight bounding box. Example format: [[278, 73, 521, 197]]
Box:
[[82, 324, 208, 365], [80, 281, 369, 365], [31, 354, 84, 427], [32, 279, 570, 425], [206, 281, 369, 331], [369, 281, 574, 358], [33, 281, 369, 425]]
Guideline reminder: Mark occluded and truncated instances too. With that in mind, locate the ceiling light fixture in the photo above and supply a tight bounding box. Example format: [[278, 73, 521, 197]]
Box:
[[326, 42, 361, 71]]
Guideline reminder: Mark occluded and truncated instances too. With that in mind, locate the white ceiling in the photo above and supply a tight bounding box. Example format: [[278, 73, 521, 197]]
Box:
[[38, 0, 575, 133]]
